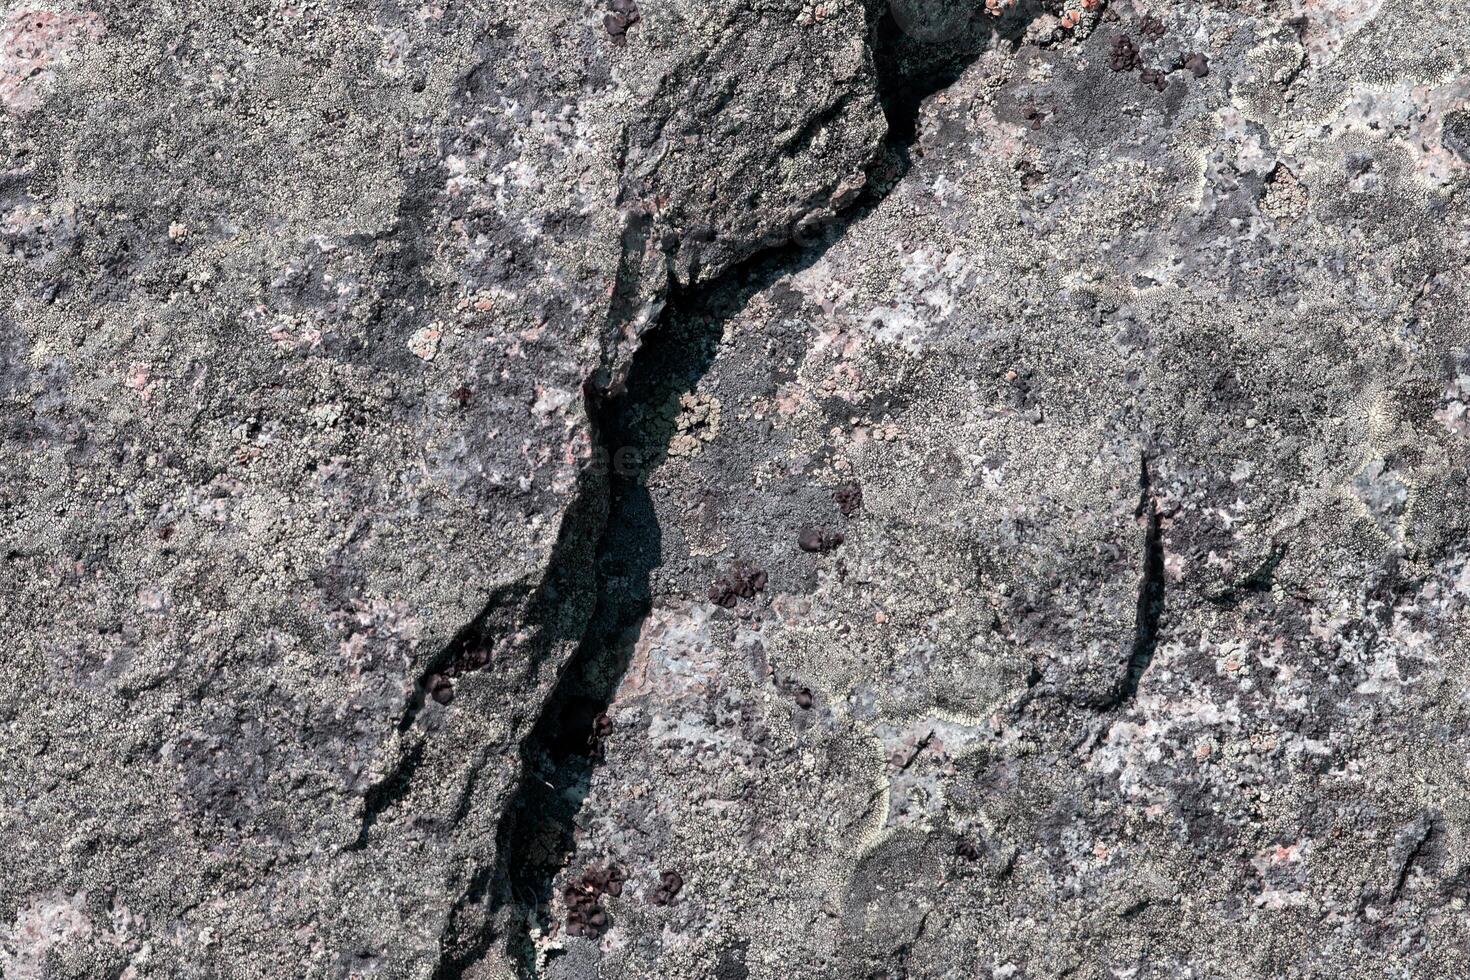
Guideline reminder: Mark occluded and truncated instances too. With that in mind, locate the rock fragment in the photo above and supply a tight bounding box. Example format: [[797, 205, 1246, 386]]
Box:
[[709, 561, 768, 608]]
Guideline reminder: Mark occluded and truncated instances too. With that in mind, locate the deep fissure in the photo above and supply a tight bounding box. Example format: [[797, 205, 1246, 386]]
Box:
[[1389, 815, 1434, 903], [1207, 543, 1286, 607], [1111, 455, 1166, 707], [444, 9, 1038, 975]]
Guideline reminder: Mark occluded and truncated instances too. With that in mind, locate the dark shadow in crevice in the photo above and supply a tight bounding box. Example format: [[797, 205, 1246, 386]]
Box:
[[455, 9, 1034, 975], [1100, 455, 1166, 710], [1207, 543, 1286, 608], [424, 464, 611, 976], [486, 210, 877, 977], [873, 0, 1046, 151]]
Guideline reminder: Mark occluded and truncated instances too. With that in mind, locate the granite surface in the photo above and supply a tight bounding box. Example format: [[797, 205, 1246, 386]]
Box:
[[4, 0, 1470, 977]]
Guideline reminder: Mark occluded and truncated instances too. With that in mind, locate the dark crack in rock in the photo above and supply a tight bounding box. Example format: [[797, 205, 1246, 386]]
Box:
[[1, 1, 892, 976], [8, 0, 1470, 979]]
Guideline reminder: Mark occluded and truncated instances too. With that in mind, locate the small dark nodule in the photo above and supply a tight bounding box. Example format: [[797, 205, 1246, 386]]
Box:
[[1180, 51, 1209, 77], [955, 840, 981, 861], [587, 712, 615, 754], [1138, 14, 1166, 39], [565, 865, 626, 937], [604, 0, 640, 44], [1139, 67, 1167, 91], [709, 560, 768, 608], [794, 688, 815, 710], [428, 674, 454, 705], [834, 481, 863, 517], [1109, 35, 1141, 72], [651, 870, 684, 905], [798, 527, 844, 553]]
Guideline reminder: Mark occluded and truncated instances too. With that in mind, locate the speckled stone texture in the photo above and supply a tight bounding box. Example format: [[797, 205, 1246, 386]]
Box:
[[4, 0, 1470, 978], [0, 0, 883, 975], [523, 1, 1470, 977]]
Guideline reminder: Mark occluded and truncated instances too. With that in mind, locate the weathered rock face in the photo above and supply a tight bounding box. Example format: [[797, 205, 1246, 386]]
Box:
[[0, 1, 886, 976], [5, 0, 1470, 977], [509, 2, 1470, 979]]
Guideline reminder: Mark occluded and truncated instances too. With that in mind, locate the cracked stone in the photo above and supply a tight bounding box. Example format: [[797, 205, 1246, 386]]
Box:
[[8, 1, 1470, 978]]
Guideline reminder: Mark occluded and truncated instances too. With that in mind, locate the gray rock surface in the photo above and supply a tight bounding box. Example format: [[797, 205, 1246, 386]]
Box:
[[1, 1, 883, 975], [5, 0, 1470, 978]]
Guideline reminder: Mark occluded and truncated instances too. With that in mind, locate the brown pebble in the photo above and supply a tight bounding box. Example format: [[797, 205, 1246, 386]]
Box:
[[604, 0, 640, 43], [709, 560, 768, 607], [651, 869, 684, 905], [1109, 34, 1141, 72], [1180, 51, 1209, 77], [798, 528, 844, 553], [562, 864, 625, 936], [795, 688, 815, 710]]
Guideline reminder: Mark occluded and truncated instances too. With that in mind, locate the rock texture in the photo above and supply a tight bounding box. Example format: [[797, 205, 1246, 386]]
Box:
[[5, 0, 1470, 978], [1, 1, 883, 975]]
